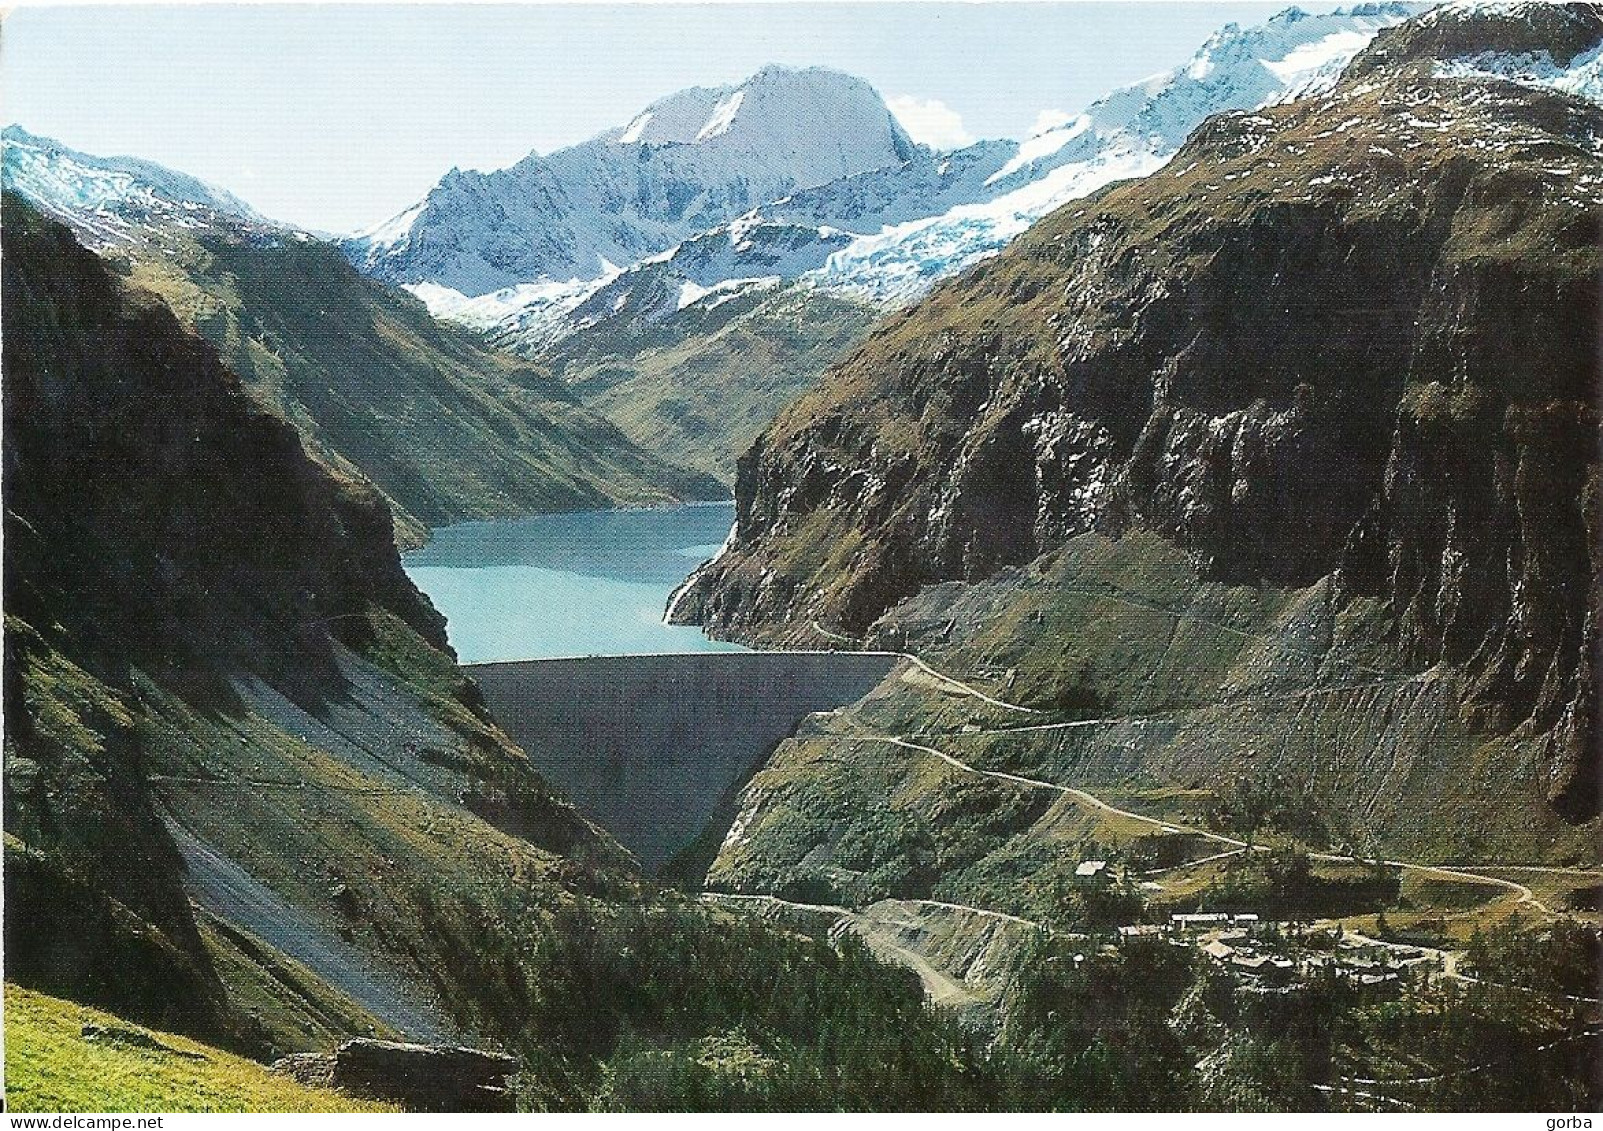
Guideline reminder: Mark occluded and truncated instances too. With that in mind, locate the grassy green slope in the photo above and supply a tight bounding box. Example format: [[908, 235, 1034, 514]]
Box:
[[3, 985, 395, 1113], [546, 287, 877, 484], [709, 533, 1596, 925], [0, 197, 1004, 1111]]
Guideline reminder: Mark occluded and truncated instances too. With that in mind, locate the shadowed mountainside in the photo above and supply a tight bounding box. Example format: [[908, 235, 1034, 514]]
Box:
[[2, 128, 725, 548], [1, 192, 620, 1046], [123, 230, 726, 547]]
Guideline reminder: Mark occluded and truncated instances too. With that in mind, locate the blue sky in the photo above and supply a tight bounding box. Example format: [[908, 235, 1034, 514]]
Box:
[[3, 2, 1316, 234]]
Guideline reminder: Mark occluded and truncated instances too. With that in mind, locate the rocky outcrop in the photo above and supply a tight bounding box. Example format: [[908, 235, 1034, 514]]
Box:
[[273, 1039, 517, 1112], [673, 6, 1602, 822], [1348, 1, 1603, 78]]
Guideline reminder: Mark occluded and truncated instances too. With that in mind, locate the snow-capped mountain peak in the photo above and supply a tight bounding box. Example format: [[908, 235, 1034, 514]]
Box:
[[2, 124, 272, 247], [354, 5, 1428, 336], [997, 3, 1424, 183], [345, 64, 919, 296], [600, 65, 914, 157], [1348, 0, 1603, 102], [801, 2, 1427, 304]]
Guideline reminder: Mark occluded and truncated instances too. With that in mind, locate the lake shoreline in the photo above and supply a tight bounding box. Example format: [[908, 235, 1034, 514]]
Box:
[[403, 502, 742, 662]]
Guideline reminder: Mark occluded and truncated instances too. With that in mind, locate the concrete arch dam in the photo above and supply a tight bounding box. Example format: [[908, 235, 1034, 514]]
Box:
[[468, 652, 898, 872]]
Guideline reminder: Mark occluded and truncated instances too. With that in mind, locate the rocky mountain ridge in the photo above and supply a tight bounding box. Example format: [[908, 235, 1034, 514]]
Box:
[[671, 1, 1603, 828], [1, 125, 274, 243], [392, 5, 1425, 489], [414, 4, 1423, 357], [1, 192, 609, 1043]]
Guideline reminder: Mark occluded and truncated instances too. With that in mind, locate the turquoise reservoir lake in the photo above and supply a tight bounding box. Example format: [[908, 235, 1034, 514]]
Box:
[[403, 504, 745, 662]]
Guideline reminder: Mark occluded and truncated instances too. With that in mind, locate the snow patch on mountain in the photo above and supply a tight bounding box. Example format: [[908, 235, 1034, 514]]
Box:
[[696, 91, 747, 141], [796, 2, 1424, 305], [387, 4, 1425, 341], [356, 200, 426, 252], [677, 274, 782, 311], [405, 271, 616, 339], [803, 146, 1167, 304], [1435, 41, 1603, 103], [2, 124, 272, 248], [1435, 0, 1582, 20], [617, 112, 653, 145], [986, 115, 1091, 186]]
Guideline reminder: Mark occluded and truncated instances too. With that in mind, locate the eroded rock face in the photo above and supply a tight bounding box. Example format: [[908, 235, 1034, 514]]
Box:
[[673, 7, 1602, 821], [274, 1039, 517, 1112]]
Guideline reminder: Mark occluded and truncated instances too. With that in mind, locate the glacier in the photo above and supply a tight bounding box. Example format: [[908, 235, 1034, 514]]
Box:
[[6, 4, 1435, 363], [384, 3, 1427, 347], [1, 124, 274, 248], [794, 2, 1427, 305]]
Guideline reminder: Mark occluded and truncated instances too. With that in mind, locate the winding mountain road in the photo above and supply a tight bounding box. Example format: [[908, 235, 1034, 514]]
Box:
[[897, 655, 1041, 715], [1311, 1082, 1417, 1111], [746, 642, 1599, 928], [710, 626, 1599, 1093], [701, 892, 1010, 1009], [837, 717, 1591, 916], [850, 732, 1251, 847], [806, 615, 1594, 916], [783, 676, 1598, 996], [702, 647, 1602, 1078]]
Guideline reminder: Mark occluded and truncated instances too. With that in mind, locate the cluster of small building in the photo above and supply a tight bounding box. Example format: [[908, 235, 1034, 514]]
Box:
[[1301, 947, 1438, 987], [1170, 912, 1259, 931], [1113, 910, 1442, 992], [1198, 937, 1299, 982], [1114, 911, 1261, 940]]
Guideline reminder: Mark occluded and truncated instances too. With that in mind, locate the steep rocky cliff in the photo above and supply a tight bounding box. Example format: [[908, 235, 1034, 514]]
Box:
[[674, 4, 1602, 826], [1, 193, 614, 1043], [3, 197, 446, 684]]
